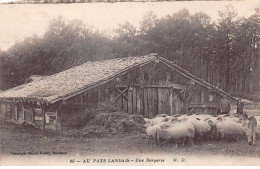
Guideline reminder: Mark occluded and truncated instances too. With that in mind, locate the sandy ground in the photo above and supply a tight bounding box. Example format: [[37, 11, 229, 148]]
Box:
[[0, 119, 260, 166], [0, 101, 260, 165]]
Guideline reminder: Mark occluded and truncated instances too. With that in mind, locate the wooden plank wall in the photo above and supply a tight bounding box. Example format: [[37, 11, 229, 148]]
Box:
[[24, 104, 33, 122], [0, 101, 65, 131], [63, 61, 186, 118], [189, 84, 222, 106], [62, 61, 222, 118], [17, 104, 23, 121], [124, 87, 178, 118], [172, 90, 183, 115], [3, 103, 11, 120], [66, 79, 117, 106], [148, 87, 154, 118], [0, 103, 5, 119]]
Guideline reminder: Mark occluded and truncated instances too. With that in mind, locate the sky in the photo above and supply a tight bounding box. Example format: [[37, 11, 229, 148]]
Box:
[[0, 0, 259, 51], [0, 0, 20, 2]]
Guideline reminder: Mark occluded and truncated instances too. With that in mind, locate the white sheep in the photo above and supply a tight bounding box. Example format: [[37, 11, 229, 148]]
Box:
[[143, 118, 151, 124], [144, 116, 177, 129], [218, 114, 229, 118], [144, 122, 152, 128], [150, 116, 166, 125], [216, 120, 246, 141], [143, 118, 152, 127], [177, 114, 189, 122], [150, 116, 177, 125], [164, 116, 178, 123], [223, 116, 241, 123], [155, 121, 195, 147], [145, 122, 170, 138], [204, 116, 221, 139], [187, 114, 212, 120], [176, 114, 211, 122], [188, 118, 212, 141], [155, 114, 169, 118]]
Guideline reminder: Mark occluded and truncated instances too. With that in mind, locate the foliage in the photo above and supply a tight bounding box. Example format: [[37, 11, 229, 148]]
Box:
[[0, 7, 259, 94]]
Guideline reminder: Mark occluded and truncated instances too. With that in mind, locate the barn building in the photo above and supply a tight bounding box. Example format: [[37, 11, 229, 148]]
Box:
[[0, 53, 236, 131]]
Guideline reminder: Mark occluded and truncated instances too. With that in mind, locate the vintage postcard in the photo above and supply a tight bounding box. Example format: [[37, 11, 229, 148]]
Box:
[[0, 0, 259, 166]]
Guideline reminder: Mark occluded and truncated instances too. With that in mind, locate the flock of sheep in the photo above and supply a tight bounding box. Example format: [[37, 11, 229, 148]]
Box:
[[143, 113, 257, 147]]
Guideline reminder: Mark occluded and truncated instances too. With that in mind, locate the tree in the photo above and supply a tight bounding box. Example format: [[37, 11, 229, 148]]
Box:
[[1, 8, 259, 96], [140, 11, 158, 35], [114, 21, 137, 43], [215, 5, 238, 91], [231, 8, 260, 92]]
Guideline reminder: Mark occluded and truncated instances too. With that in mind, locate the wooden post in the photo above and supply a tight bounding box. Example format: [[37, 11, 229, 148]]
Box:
[[0, 102, 6, 118], [22, 104, 25, 122], [6, 103, 10, 122], [143, 87, 148, 118], [154, 88, 158, 116], [140, 68, 144, 116], [158, 88, 162, 116], [165, 88, 170, 115], [139, 87, 144, 116], [9, 103, 12, 121], [55, 110, 62, 131], [148, 88, 154, 118], [166, 72, 171, 86], [136, 88, 141, 115], [133, 87, 137, 114], [203, 107, 207, 115], [169, 89, 173, 115], [41, 103, 45, 130], [128, 87, 133, 114], [31, 105, 35, 123], [3, 102, 6, 119], [122, 96, 127, 112], [55, 109, 58, 130], [14, 104, 18, 121], [55, 101, 64, 131], [201, 90, 205, 103]]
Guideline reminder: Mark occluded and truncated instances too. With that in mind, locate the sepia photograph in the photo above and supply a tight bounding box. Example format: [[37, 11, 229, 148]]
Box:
[[0, 0, 259, 166]]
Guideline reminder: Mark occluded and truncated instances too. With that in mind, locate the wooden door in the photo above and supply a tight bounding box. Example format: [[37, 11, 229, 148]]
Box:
[[172, 90, 183, 115], [116, 84, 185, 118], [125, 85, 176, 118]]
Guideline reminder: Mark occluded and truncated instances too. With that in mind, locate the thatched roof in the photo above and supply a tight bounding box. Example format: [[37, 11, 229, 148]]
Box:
[[0, 53, 157, 103], [25, 75, 46, 83], [0, 53, 236, 104]]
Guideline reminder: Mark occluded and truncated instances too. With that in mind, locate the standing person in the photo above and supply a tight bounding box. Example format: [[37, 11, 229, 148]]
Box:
[[219, 96, 230, 115], [236, 98, 244, 116]]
